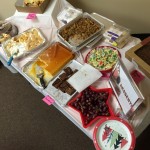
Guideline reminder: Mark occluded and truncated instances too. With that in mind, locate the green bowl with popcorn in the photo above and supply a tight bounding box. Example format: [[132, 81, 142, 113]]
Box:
[[85, 46, 120, 74]]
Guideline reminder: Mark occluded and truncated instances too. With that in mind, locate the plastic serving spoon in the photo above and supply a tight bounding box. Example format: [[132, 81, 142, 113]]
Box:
[[35, 65, 46, 89], [7, 49, 19, 66]]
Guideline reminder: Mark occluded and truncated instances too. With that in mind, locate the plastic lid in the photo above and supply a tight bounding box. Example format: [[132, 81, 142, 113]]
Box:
[[67, 63, 102, 92], [93, 117, 136, 150]]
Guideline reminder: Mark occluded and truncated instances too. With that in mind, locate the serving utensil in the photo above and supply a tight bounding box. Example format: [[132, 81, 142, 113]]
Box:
[[7, 49, 19, 66], [35, 64, 46, 88]]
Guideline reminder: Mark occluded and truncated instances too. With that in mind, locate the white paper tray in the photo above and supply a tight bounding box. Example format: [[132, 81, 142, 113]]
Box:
[[45, 60, 83, 106]]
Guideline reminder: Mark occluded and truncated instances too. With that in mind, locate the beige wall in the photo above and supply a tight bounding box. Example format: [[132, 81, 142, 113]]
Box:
[[0, 0, 150, 33], [68, 0, 150, 34], [0, 0, 16, 19]]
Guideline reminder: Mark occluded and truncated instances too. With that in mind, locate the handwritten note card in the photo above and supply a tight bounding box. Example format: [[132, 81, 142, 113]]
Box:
[[26, 13, 37, 20], [42, 96, 55, 106]]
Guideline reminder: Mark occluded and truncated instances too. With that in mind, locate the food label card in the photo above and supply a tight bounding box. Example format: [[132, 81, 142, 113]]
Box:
[[109, 59, 144, 115], [42, 96, 55, 106], [26, 13, 37, 20]]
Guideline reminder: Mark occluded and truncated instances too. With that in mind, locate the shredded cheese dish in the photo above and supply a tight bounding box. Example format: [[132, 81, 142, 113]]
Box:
[[87, 46, 119, 71], [4, 28, 44, 58]]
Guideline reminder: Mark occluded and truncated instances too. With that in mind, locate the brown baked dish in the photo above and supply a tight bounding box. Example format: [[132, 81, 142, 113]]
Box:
[[125, 36, 150, 78], [59, 17, 101, 46], [24, 0, 44, 6], [135, 42, 150, 66]]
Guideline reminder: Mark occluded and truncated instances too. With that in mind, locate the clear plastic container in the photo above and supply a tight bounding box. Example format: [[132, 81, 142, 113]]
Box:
[[57, 6, 82, 24], [103, 23, 130, 48]]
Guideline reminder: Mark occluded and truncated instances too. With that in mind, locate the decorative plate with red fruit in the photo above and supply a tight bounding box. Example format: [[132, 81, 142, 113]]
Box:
[[68, 86, 114, 128]]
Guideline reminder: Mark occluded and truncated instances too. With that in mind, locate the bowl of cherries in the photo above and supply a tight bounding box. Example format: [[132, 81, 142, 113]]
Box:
[[68, 86, 114, 128]]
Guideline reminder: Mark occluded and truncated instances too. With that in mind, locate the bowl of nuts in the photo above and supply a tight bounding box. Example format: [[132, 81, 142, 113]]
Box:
[[68, 86, 114, 128]]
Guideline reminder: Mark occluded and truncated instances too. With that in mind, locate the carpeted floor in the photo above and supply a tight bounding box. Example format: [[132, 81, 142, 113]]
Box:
[[0, 60, 149, 150], [0, 65, 95, 150], [0, 33, 150, 150]]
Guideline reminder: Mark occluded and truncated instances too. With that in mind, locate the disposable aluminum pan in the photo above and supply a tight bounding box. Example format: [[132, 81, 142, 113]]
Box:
[[57, 12, 104, 51], [22, 56, 76, 90], [22, 55, 49, 90], [22, 42, 75, 89], [2, 27, 47, 59]]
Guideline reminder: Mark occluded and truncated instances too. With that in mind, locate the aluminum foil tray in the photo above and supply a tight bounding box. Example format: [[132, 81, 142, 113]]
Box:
[[57, 12, 104, 51], [22, 42, 75, 89], [2, 27, 46, 59]]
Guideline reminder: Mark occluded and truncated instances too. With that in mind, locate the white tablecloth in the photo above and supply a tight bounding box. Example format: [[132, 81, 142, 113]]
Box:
[[0, 0, 149, 139]]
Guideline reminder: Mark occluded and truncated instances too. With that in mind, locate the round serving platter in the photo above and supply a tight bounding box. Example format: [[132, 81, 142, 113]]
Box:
[[93, 117, 136, 150]]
